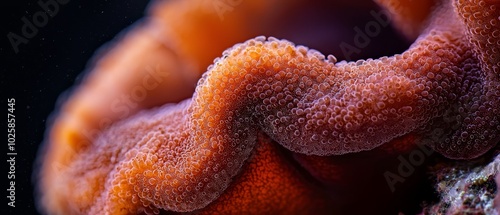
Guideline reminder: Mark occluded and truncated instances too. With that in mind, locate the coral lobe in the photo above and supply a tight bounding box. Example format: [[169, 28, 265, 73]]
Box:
[[36, 0, 499, 214]]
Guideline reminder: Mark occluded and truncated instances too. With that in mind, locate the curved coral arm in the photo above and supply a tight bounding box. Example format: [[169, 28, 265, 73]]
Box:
[[36, 0, 500, 214], [37, 0, 305, 213], [422, 0, 500, 158]]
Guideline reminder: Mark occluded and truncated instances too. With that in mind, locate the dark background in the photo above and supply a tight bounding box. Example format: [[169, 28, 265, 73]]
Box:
[[2, 0, 150, 214]]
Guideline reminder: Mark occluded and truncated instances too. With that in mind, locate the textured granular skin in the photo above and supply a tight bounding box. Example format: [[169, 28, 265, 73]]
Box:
[[197, 134, 333, 214], [36, 0, 499, 214]]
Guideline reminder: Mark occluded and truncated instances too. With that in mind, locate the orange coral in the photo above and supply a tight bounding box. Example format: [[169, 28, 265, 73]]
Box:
[[36, 0, 499, 214], [198, 134, 333, 214]]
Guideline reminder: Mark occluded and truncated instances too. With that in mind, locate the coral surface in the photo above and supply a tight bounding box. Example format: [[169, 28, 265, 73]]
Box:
[[36, 0, 499, 214]]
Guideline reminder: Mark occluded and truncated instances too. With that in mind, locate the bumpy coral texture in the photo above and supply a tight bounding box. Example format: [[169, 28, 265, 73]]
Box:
[[37, 0, 499, 214]]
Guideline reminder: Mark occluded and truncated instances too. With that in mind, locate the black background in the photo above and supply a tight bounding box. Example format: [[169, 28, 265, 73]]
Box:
[[2, 0, 150, 214]]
